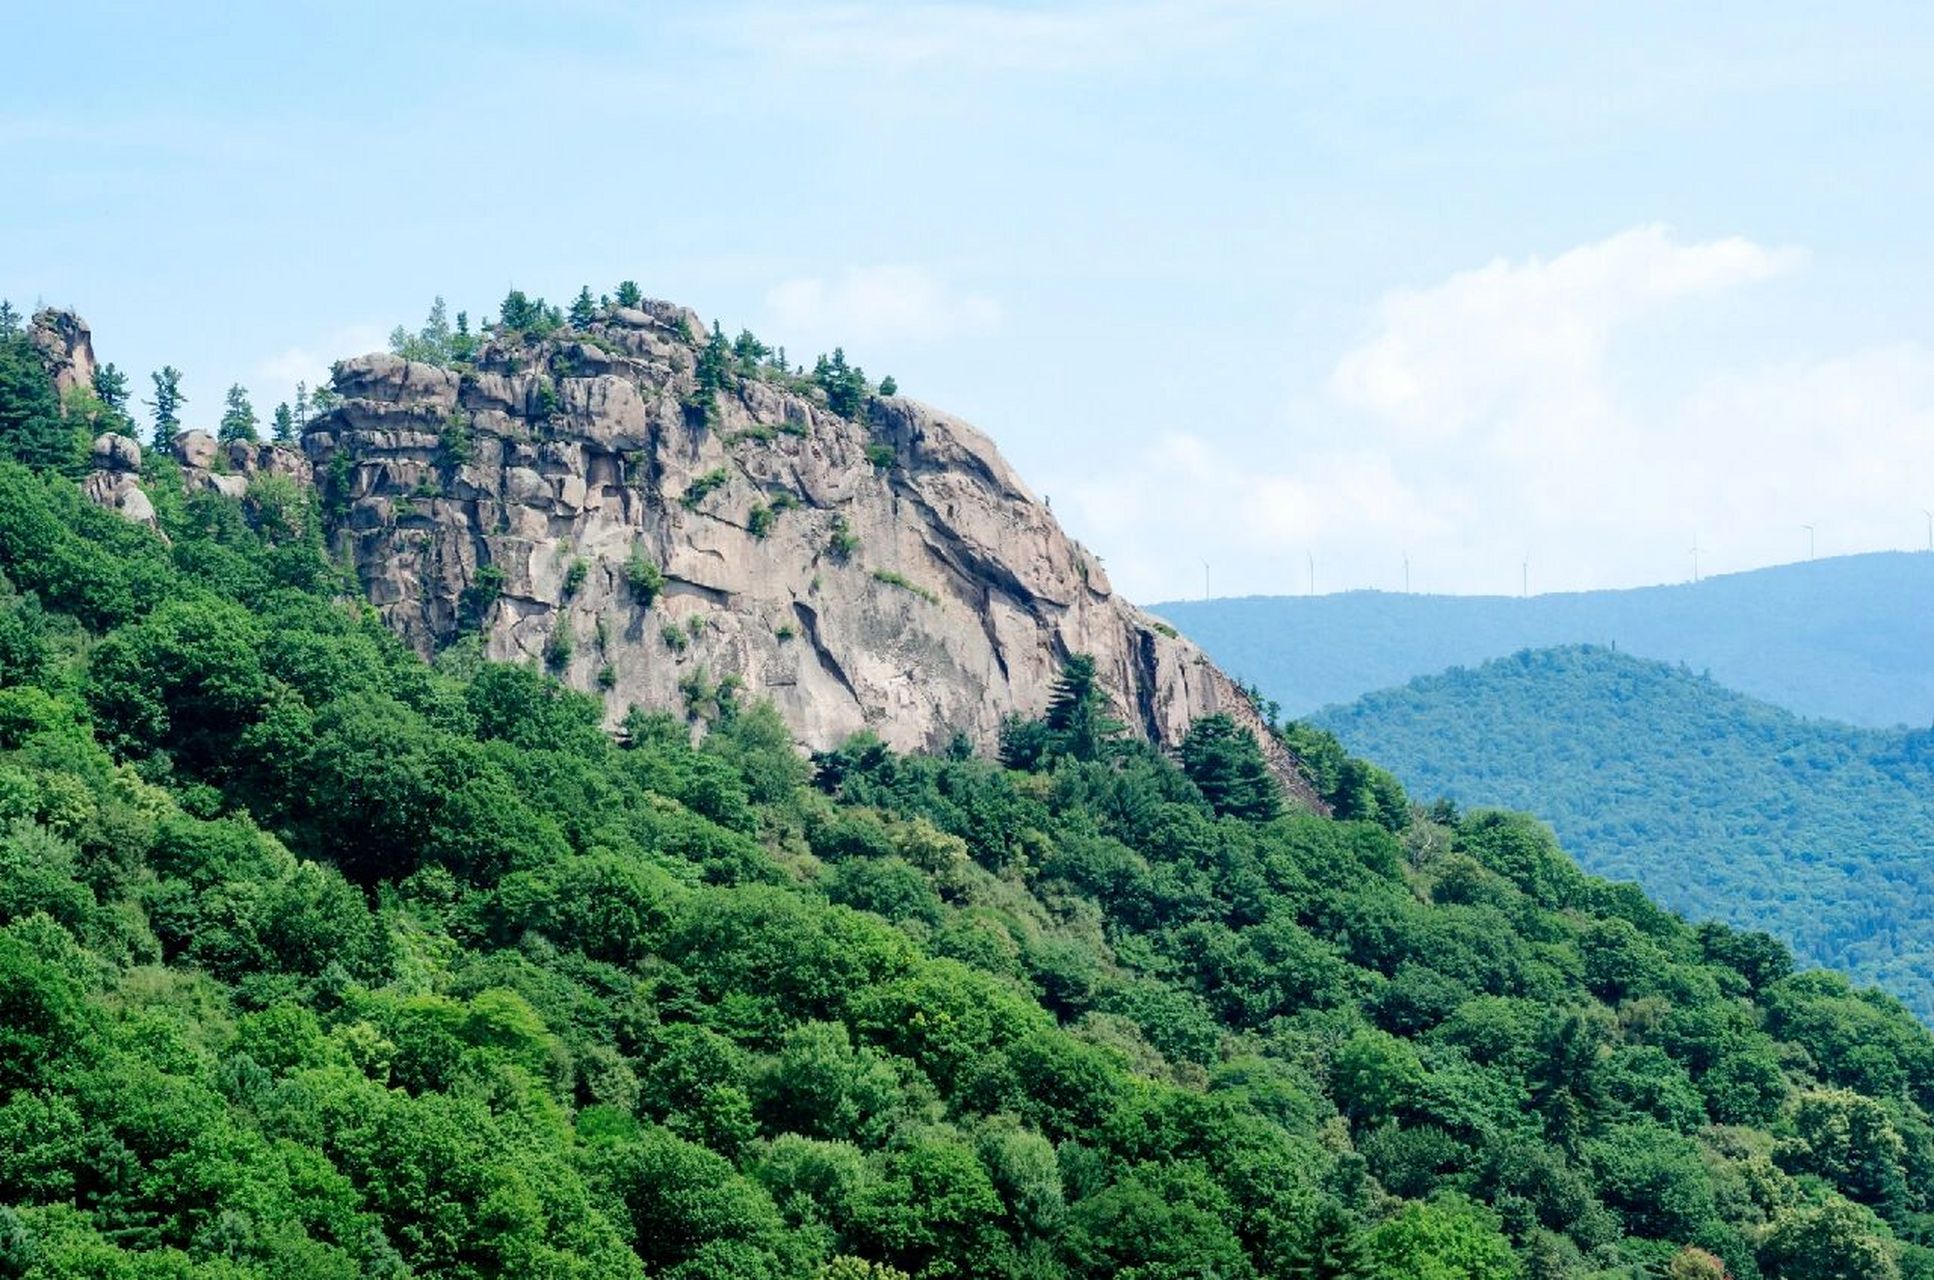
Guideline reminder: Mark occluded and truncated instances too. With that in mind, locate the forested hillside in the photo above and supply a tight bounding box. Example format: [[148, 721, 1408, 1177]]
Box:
[[2, 306, 1933, 1278], [1316, 645, 1934, 1021], [1153, 553, 1934, 727]]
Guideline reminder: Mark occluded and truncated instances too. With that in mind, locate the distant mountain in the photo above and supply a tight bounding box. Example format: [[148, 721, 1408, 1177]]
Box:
[[1152, 552, 1934, 727], [1316, 644, 1934, 1017]]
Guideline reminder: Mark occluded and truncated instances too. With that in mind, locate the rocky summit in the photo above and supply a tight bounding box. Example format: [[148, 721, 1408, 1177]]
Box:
[[61, 302, 1306, 795]]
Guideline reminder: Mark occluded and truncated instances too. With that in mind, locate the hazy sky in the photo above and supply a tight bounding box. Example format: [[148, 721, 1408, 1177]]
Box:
[[6, 2, 1934, 600]]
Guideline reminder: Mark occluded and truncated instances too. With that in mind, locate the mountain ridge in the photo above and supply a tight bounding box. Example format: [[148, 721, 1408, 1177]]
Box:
[[1153, 551, 1934, 728], [1314, 643, 1934, 1017]]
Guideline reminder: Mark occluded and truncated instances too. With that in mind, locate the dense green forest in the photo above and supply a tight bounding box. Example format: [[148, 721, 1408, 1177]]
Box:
[[1316, 645, 1934, 1022], [1154, 553, 1934, 728], [1, 307, 1933, 1278]]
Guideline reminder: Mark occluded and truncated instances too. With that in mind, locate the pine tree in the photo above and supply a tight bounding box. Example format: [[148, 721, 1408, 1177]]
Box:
[[271, 402, 295, 443], [218, 383, 259, 444], [294, 382, 310, 427], [569, 287, 597, 329], [879, 375, 898, 397], [1179, 713, 1282, 821], [615, 280, 642, 308], [0, 325, 75, 471], [147, 367, 185, 445], [1044, 654, 1124, 762], [451, 312, 477, 363], [93, 363, 130, 414], [0, 301, 19, 336], [498, 289, 544, 333], [1285, 1201, 1370, 1280]]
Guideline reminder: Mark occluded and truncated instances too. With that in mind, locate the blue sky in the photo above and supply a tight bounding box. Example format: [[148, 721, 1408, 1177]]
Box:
[[6, 2, 1933, 599]]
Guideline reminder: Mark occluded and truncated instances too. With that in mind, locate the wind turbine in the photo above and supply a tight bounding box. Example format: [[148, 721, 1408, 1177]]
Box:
[[1690, 536, 1701, 584], [1306, 551, 1315, 597], [1402, 551, 1410, 594], [1923, 509, 1932, 553], [1802, 523, 1815, 561], [1202, 560, 1210, 601]]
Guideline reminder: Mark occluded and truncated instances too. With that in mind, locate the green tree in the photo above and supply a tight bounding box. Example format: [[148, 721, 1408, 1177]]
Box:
[[146, 365, 185, 444], [615, 280, 643, 308], [0, 328, 75, 472], [218, 382, 259, 443], [271, 400, 296, 443], [1045, 653, 1125, 762], [1761, 1198, 1900, 1280], [1363, 1197, 1517, 1280], [92, 361, 131, 416], [569, 286, 597, 328], [1180, 713, 1283, 820]]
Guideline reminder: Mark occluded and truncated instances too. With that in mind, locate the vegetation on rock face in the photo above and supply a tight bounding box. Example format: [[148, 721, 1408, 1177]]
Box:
[[1317, 644, 1934, 1019], [2, 305, 1933, 1279], [0, 314, 81, 474]]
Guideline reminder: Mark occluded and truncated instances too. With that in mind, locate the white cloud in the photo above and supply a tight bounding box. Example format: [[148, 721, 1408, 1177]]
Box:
[[701, 1, 1269, 74], [1329, 224, 1802, 443], [251, 322, 387, 413], [1065, 225, 1934, 601], [765, 265, 1001, 346]]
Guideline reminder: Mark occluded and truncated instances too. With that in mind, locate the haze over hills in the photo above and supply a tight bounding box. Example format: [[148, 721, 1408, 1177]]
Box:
[[1153, 552, 1934, 728], [1315, 644, 1934, 1018]]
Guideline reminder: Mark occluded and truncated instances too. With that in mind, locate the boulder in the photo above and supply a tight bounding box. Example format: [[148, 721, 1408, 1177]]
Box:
[[90, 432, 142, 473], [173, 430, 218, 469]]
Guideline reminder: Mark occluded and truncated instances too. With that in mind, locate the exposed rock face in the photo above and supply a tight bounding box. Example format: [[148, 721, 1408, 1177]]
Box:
[[30, 309, 96, 399], [83, 433, 159, 532], [302, 307, 1311, 800], [53, 303, 1311, 802]]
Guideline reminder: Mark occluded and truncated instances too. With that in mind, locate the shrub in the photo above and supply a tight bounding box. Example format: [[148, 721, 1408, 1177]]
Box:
[[682, 468, 729, 509], [545, 624, 574, 672], [828, 516, 859, 562], [626, 550, 665, 606]]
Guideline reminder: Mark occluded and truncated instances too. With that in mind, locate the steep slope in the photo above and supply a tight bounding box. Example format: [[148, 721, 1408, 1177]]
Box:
[[58, 303, 1300, 793], [5, 294, 1934, 1278], [1316, 645, 1934, 1016], [1153, 553, 1934, 727]]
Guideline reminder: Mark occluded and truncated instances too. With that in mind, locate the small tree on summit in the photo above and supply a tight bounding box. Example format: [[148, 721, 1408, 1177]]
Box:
[[568, 286, 597, 329], [271, 402, 295, 443], [615, 280, 643, 308], [1179, 713, 1282, 821], [147, 366, 185, 445], [218, 383, 259, 443]]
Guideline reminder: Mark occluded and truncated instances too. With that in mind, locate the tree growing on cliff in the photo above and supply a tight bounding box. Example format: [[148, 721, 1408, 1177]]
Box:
[[813, 348, 870, 418], [218, 383, 259, 443], [497, 289, 560, 336], [146, 366, 185, 444], [569, 287, 597, 329], [0, 324, 75, 472], [93, 362, 130, 415], [271, 402, 295, 443]]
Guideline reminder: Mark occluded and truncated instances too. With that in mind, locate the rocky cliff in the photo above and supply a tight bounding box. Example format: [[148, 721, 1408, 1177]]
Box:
[[59, 302, 1311, 801]]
